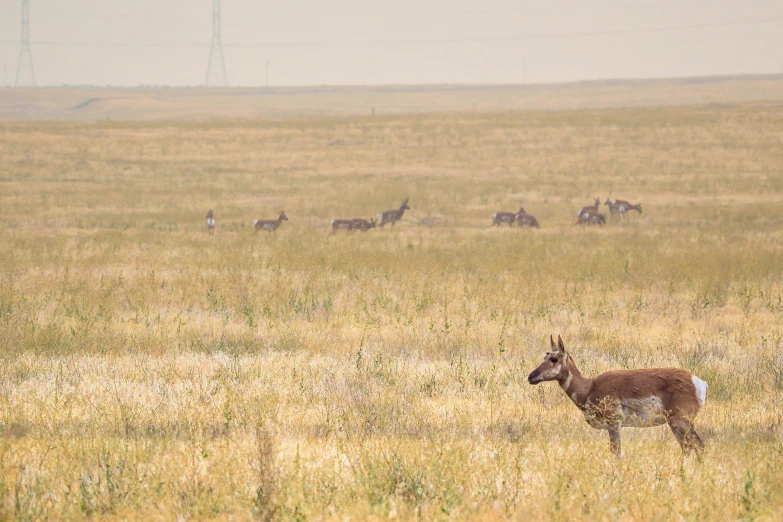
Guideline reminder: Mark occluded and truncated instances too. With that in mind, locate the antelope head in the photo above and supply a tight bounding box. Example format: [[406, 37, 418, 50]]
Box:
[[594, 197, 600, 206], [518, 207, 526, 214], [528, 335, 570, 384], [279, 211, 289, 221], [206, 210, 213, 219], [369, 218, 377, 228], [401, 198, 410, 210]]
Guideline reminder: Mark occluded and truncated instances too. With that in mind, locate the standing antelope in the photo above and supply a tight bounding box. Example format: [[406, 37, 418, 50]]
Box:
[[576, 210, 606, 226], [528, 335, 707, 458], [330, 219, 354, 232], [378, 198, 410, 228], [352, 217, 377, 232], [492, 207, 524, 227], [577, 197, 601, 217], [206, 210, 215, 235], [516, 209, 540, 228], [254, 211, 288, 233], [605, 199, 642, 219]]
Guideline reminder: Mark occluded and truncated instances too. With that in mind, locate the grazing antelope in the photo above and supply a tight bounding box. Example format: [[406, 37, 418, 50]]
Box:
[[254, 211, 288, 233], [576, 210, 606, 226], [352, 217, 377, 232], [330, 219, 354, 232], [577, 197, 601, 217], [492, 207, 524, 227], [378, 197, 410, 228], [516, 210, 540, 228], [528, 335, 707, 458], [605, 199, 642, 219], [206, 210, 215, 235]]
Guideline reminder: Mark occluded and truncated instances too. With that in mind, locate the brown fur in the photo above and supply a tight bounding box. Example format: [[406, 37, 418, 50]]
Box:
[[576, 210, 606, 226], [516, 210, 540, 228], [206, 210, 215, 235], [254, 211, 288, 233], [578, 197, 601, 216], [331, 219, 354, 232], [378, 198, 410, 228], [605, 199, 642, 219], [492, 207, 524, 227], [352, 218, 377, 232], [528, 335, 705, 457]]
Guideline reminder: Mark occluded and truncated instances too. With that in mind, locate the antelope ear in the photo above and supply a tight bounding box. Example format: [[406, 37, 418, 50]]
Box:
[[557, 335, 566, 353], [550, 334, 556, 350]]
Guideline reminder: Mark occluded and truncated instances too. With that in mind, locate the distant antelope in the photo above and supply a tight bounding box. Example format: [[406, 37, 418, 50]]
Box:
[[352, 217, 377, 232], [516, 209, 540, 228], [577, 197, 601, 217], [492, 207, 524, 227], [528, 335, 707, 457], [254, 211, 288, 233], [576, 210, 606, 226], [605, 199, 642, 219], [330, 219, 354, 232], [206, 210, 215, 235], [378, 198, 410, 228]]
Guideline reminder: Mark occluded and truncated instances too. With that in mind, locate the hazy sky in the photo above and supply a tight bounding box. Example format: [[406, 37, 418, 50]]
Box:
[[1, 0, 782, 86]]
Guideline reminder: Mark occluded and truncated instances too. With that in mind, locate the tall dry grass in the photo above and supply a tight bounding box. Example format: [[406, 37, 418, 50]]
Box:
[[1, 103, 782, 520]]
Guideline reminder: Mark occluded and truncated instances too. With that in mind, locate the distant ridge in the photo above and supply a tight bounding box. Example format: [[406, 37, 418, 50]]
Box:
[[2, 74, 782, 121]]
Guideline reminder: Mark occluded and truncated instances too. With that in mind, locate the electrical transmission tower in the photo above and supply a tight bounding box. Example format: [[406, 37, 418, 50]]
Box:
[[15, 0, 36, 87], [205, 0, 228, 86]]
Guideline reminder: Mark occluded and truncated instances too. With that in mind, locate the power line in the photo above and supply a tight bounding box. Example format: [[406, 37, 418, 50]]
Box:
[[205, 0, 228, 86], [1, 15, 782, 49], [15, 0, 36, 87]]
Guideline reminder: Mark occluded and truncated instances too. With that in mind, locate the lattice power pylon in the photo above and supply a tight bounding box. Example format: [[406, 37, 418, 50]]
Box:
[[15, 0, 36, 87], [205, 0, 228, 86]]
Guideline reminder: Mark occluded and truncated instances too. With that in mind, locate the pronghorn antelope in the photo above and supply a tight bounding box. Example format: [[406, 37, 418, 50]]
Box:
[[352, 217, 377, 232], [605, 199, 642, 219], [254, 211, 288, 233], [378, 198, 410, 228], [492, 207, 524, 227], [516, 209, 540, 228], [576, 210, 606, 226], [577, 197, 601, 217], [206, 210, 215, 235], [330, 219, 354, 232], [528, 335, 707, 457]]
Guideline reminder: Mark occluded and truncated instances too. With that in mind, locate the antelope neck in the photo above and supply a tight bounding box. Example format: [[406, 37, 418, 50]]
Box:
[[557, 357, 592, 410]]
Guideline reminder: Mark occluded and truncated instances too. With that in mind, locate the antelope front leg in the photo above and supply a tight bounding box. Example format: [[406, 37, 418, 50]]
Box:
[[608, 427, 621, 456]]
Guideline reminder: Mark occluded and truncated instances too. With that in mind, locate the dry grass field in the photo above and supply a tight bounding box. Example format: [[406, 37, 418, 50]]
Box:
[[1, 93, 783, 520]]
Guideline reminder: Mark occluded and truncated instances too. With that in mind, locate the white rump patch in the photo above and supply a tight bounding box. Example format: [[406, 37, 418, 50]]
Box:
[[692, 375, 708, 407], [253, 220, 259, 226]]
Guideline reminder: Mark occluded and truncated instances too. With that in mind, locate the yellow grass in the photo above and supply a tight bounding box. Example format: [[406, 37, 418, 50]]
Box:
[[1, 100, 783, 520]]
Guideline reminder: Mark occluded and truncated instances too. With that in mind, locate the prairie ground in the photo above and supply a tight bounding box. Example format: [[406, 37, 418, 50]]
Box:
[[1, 100, 783, 520]]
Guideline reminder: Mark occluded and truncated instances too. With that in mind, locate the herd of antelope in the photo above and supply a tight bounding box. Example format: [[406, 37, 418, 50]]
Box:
[[206, 196, 642, 235], [205, 198, 411, 234], [491, 196, 642, 229], [203, 199, 712, 459]]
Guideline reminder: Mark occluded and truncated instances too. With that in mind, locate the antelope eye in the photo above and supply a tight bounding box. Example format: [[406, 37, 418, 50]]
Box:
[[549, 357, 558, 364]]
